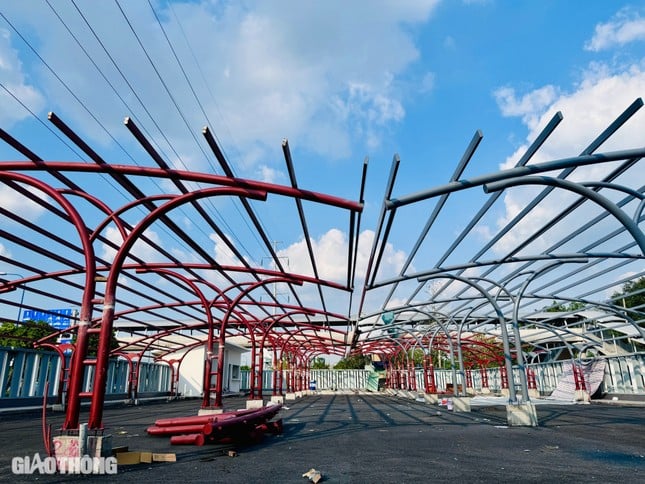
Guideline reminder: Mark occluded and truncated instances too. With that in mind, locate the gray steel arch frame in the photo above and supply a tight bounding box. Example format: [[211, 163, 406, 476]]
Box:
[[356, 98, 644, 397]]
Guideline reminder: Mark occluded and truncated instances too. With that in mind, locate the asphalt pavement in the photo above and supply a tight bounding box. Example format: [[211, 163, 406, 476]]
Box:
[[0, 393, 643, 483]]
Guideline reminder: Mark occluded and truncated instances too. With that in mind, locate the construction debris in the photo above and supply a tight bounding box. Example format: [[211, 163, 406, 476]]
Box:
[[113, 448, 176, 465], [302, 468, 323, 483], [147, 404, 283, 446]]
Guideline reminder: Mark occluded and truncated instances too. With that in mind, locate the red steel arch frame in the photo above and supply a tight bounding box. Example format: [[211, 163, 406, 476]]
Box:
[[1, 99, 644, 437], [0, 128, 363, 431]]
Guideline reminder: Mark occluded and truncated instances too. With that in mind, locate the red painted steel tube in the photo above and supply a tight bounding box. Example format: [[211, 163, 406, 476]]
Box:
[[152, 408, 258, 427], [253, 419, 283, 436], [0, 173, 98, 431], [480, 368, 489, 388], [527, 368, 537, 390], [500, 366, 509, 389], [572, 363, 586, 391], [153, 405, 283, 446], [146, 422, 213, 436], [215, 278, 300, 407], [153, 416, 216, 427], [89, 187, 268, 429], [255, 423, 269, 433], [268, 419, 283, 435], [0, 161, 364, 212], [209, 405, 282, 431], [170, 433, 205, 446]]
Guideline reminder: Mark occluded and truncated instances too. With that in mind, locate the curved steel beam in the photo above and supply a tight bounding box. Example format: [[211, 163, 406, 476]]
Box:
[[90, 186, 267, 428], [0, 172, 97, 430], [484, 176, 645, 255]]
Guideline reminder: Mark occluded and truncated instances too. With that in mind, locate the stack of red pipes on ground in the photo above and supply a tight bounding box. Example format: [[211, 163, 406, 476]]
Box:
[[146, 404, 283, 446]]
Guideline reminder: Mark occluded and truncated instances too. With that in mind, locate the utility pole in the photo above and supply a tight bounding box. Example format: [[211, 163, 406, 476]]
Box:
[[261, 241, 290, 315], [259, 242, 290, 371]]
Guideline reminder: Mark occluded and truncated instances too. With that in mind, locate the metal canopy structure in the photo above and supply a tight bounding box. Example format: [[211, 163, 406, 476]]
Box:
[[1, 98, 644, 430], [358, 99, 645, 335]]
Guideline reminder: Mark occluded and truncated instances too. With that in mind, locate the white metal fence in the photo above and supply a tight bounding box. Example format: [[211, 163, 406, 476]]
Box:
[[0, 345, 641, 408], [241, 354, 645, 396], [0, 346, 171, 404]]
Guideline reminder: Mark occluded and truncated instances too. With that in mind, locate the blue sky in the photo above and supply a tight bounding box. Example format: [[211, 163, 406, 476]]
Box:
[[0, 1, 644, 321]]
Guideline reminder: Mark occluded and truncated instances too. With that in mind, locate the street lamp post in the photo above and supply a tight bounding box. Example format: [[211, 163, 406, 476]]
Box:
[[0, 272, 26, 322]]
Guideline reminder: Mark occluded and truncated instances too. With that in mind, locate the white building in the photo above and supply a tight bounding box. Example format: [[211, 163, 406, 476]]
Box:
[[117, 332, 247, 396]]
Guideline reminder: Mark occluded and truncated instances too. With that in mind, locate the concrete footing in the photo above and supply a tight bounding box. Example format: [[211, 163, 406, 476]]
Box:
[[424, 393, 438, 404], [87, 434, 113, 458], [198, 407, 224, 415], [574, 390, 590, 403], [451, 397, 471, 412], [270, 395, 285, 404], [506, 402, 538, 427], [53, 433, 113, 461], [246, 399, 265, 409], [285, 392, 297, 401]]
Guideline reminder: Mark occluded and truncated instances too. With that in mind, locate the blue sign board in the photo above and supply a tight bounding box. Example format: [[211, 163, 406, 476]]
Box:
[[21, 308, 74, 329]]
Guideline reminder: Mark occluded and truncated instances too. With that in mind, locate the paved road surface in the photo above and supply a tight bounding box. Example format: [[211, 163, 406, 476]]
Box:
[[0, 393, 643, 483]]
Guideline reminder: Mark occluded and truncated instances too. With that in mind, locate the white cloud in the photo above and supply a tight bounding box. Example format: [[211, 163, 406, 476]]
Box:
[[280, 228, 348, 281], [355, 230, 408, 280], [605, 270, 639, 299], [472, 224, 493, 242], [443, 36, 456, 50], [0, 184, 47, 221], [101, 226, 164, 263], [498, 64, 645, 171], [489, 61, 645, 254], [0, 0, 439, 174], [181, 215, 193, 230], [419, 72, 436, 93], [584, 8, 645, 52], [210, 232, 243, 267], [268, 227, 409, 317], [279, 228, 407, 283], [493, 85, 560, 129], [0, 242, 10, 258], [257, 164, 283, 184], [0, 28, 45, 126], [491, 191, 556, 254]]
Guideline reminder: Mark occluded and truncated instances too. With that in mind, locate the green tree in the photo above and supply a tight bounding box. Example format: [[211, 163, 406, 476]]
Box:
[[334, 352, 371, 369], [80, 330, 120, 356], [0, 319, 120, 355], [0, 320, 57, 349], [311, 357, 329, 369], [409, 348, 424, 366], [391, 348, 424, 367], [544, 300, 586, 312], [611, 276, 645, 310]]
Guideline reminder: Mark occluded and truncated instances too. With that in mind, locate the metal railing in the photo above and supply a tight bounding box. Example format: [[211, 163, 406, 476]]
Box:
[[0, 345, 640, 409], [241, 354, 645, 396], [0, 346, 171, 406]]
